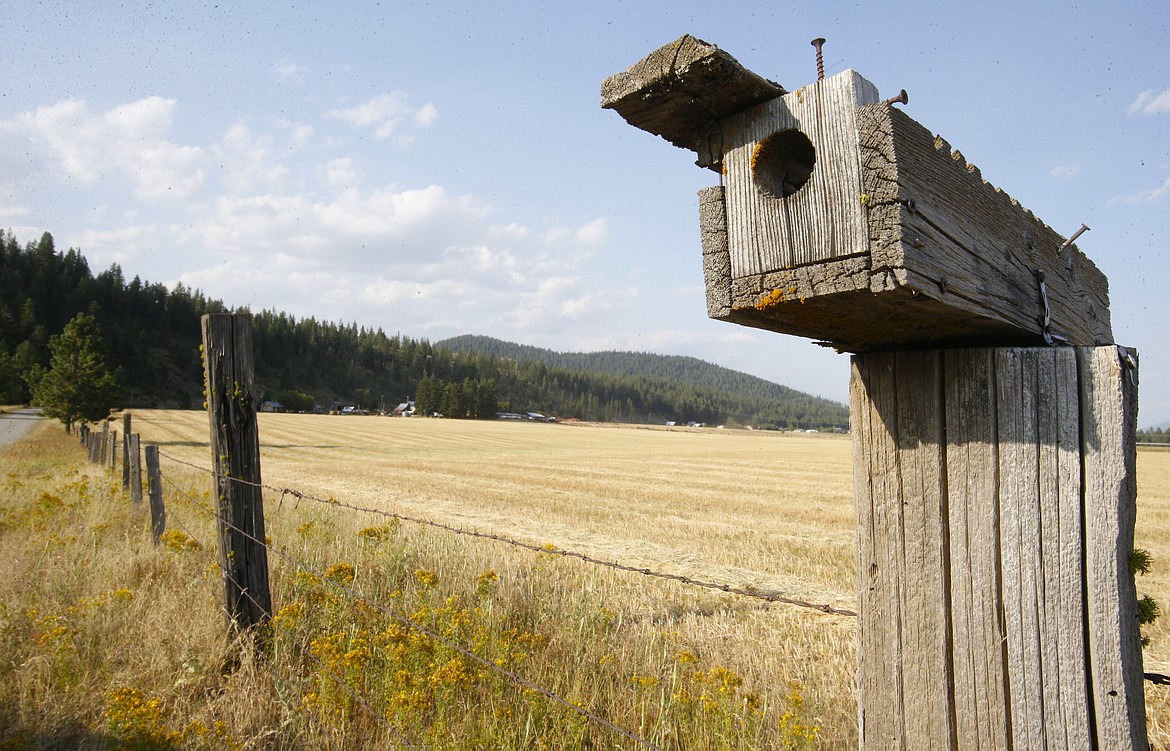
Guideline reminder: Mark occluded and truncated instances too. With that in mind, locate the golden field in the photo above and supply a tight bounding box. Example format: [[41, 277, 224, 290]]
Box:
[[1, 410, 1168, 749]]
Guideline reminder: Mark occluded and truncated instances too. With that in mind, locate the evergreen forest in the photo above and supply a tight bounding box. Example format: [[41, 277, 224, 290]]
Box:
[[0, 230, 849, 430]]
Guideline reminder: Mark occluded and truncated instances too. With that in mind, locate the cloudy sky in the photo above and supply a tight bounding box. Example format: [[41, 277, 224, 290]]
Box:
[[3, 1, 1169, 425]]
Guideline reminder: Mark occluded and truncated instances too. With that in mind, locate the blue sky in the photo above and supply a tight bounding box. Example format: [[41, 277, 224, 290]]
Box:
[[3, 1, 1169, 425]]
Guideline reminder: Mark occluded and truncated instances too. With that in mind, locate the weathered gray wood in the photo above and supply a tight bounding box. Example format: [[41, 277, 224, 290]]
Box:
[[99, 421, 109, 465], [699, 186, 732, 318], [852, 352, 954, 750], [943, 349, 1009, 751], [997, 349, 1047, 748], [1037, 348, 1093, 749], [861, 106, 1112, 350], [128, 433, 142, 510], [852, 346, 1145, 751], [892, 351, 954, 750], [851, 352, 903, 748], [722, 70, 879, 277], [144, 444, 165, 544], [606, 41, 1113, 351], [1080, 346, 1148, 751], [122, 413, 132, 489], [601, 35, 784, 171], [108, 429, 117, 469], [201, 313, 272, 638]]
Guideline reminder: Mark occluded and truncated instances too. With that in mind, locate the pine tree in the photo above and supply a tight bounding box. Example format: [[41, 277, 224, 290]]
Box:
[[30, 313, 121, 432]]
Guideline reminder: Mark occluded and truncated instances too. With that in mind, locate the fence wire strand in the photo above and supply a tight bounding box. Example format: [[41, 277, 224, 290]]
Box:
[[161, 461, 666, 751], [157, 450, 856, 618], [161, 475, 420, 751]]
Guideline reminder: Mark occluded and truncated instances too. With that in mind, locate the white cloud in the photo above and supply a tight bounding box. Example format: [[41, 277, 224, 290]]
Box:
[[1107, 174, 1170, 206], [324, 92, 438, 140], [6, 96, 205, 199], [1128, 88, 1170, 116], [574, 216, 608, 245], [324, 157, 360, 189], [1050, 165, 1079, 179], [275, 58, 309, 82], [214, 121, 290, 194]]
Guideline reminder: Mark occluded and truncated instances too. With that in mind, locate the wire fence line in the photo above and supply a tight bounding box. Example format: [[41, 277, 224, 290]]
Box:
[[156, 449, 857, 618], [158, 492, 390, 751], [161, 464, 669, 751]]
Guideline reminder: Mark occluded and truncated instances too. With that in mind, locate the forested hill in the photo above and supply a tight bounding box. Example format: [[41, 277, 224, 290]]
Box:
[[0, 230, 847, 430], [439, 334, 848, 428]]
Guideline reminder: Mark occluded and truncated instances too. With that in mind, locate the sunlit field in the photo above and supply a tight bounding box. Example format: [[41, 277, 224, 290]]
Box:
[[2, 410, 1168, 748]]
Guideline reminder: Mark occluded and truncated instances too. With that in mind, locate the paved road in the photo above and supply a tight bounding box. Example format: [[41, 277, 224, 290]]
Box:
[[0, 408, 42, 449]]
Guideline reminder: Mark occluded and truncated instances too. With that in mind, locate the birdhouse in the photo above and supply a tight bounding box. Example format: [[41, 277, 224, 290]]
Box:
[[602, 35, 1113, 352]]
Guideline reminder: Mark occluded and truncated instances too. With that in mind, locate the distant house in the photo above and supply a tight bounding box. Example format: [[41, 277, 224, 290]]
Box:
[[392, 401, 415, 416], [326, 401, 357, 415], [259, 401, 283, 413]]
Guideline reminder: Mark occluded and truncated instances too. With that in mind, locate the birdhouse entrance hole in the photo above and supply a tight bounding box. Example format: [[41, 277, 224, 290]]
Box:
[[750, 129, 816, 199]]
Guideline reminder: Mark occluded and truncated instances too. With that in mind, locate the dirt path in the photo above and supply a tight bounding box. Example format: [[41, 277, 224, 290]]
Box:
[[0, 408, 42, 449]]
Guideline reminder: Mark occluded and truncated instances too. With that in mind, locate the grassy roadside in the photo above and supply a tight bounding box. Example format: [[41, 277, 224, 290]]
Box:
[[1, 420, 830, 750]]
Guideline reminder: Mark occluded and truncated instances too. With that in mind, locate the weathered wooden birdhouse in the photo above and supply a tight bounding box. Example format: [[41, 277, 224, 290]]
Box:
[[605, 36, 1149, 751], [601, 35, 1111, 352]]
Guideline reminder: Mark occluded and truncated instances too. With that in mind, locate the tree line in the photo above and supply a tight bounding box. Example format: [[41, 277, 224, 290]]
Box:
[[0, 230, 849, 430]]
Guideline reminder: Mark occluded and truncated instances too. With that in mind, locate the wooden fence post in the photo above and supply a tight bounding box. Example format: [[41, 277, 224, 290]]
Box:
[[144, 444, 165, 543], [850, 347, 1147, 749], [603, 37, 1149, 751], [99, 421, 109, 466], [201, 313, 272, 639], [108, 429, 117, 470], [122, 413, 132, 489], [128, 433, 142, 510]]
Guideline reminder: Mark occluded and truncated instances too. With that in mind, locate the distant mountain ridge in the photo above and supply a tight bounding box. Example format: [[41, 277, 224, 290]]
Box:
[[437, 334, 848, 429]]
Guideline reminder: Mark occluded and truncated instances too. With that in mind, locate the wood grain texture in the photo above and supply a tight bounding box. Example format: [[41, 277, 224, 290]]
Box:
[[1080, 346, 1149, 751], [853, 346, 1145, 750], [997, 349, 1046, 749], [943, 349, 1009, 751], [852, 353, 905, 749], [698, 186, 732, 318], [859, 105, 1112, 349], [852, 352, 955, 750], [722, 71, 879, 278], [122, 412, 132, 489], [201, 313, 272, 637], [145, 443, 166, 544], [601, 35, 784, 171], [128, 432, 142, 510], [892, 351, 955, 750]]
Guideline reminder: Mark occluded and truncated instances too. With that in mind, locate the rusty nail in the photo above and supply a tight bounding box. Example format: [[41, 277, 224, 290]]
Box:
[[1059, 223, 1090, 253], [905, 198, 917, 214], [884, 89, 909, 106], [938, 277, 948, 294], [811, 38, 826, 81], [912, 238, 925, 249]]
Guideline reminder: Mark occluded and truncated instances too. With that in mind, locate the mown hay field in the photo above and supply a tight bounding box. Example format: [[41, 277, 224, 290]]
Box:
[[3, 410, 1167, 748], [131, 410, 1170, 747]]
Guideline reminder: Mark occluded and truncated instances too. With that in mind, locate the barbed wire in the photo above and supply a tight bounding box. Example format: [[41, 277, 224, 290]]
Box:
[[155, 448, 1170, 690], [162, 477, 420, 751], [163, 466, 667, 751], [156, 450, 857, 617]]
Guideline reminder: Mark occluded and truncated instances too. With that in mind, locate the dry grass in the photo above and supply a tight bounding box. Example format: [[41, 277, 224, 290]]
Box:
[[3, 411, 1168, 749]]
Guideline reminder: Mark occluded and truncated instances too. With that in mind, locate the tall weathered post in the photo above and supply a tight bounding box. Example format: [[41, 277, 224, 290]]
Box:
[[122, 412, 132, 489], [144, 444, 166, 544], [604, 36, 1148, 750], [201, 313, 272, 640], [127, 433, 143, 510]]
